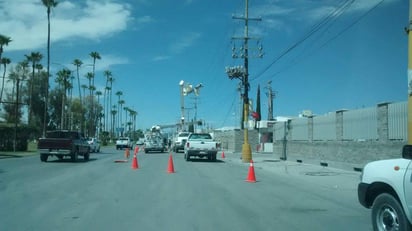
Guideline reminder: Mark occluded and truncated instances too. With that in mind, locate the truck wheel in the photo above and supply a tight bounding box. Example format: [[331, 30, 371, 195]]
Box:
[[71, 151, 78, 162], [372, 193, 412, 231], [40, 154, 48, 162], [84, 153, 90, 161]]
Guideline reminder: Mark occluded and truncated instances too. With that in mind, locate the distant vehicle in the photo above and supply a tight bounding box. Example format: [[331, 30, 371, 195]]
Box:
[[136, 139, 145, 146], [173, 131, 190, 153], [37, 130, 90, 162], [144, 138, 165, 153], [184, 133, 218, 161], [87, 137, 100, 153], [143, 125, 166, 153], [116, 137, 133, 150], [358, 145, 412, 231]]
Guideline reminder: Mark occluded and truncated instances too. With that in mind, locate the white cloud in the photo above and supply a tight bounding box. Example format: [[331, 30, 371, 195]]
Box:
[[94, 54, 129, 72], [170, 32, 201, 54], [152, 55, 171, 62], [0, 0, 133, 51]]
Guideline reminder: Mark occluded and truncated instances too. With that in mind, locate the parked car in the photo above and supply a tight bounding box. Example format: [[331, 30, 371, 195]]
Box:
[[358, 145, 412, 231], [87, 137, 100, 153]]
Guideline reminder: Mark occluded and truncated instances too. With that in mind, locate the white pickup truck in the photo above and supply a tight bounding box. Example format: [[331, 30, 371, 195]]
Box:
[[184, 133, 218, 161], [115, 137, 133, 150], [173, 131, 190, 153], [358, 145, 412, 231]]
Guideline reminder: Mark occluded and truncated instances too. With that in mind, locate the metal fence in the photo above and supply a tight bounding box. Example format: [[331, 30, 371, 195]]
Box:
[[274, 101, 407, 142], [388, 101, 407, 140]]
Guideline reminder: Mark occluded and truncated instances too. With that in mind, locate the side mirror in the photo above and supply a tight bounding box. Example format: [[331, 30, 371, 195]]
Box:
[[402, 145, 412, 160]]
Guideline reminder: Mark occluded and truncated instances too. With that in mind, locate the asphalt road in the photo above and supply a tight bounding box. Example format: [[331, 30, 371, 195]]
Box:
[[0, 146, 372, 231]]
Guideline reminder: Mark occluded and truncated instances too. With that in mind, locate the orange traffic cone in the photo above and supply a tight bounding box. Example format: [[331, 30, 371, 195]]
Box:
[[125, 148, 130, 159], [221, 151, 225, 159], [245, 160, 256, 183], [131, 154, 139, 169], [134, 146, 139, 155], [167, 154, 175, 173]]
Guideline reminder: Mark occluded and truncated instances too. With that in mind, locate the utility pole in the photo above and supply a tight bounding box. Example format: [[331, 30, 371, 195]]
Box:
[[408, 0, 412, 144], [266, 80, 276, 121], [226, 0, 263, 162], [179, 80, 185, 131]]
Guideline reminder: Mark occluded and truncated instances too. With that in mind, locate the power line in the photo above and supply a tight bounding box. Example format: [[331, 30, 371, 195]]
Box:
[[262, 0, 385, 81], [251, 0, 355, 82]]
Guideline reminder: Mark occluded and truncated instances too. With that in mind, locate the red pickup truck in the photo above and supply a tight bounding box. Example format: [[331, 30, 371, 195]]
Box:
[[37, 130, 90, 162]]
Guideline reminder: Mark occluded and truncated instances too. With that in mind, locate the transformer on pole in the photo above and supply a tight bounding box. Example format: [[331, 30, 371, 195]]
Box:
[[226, 0, 263, 162]]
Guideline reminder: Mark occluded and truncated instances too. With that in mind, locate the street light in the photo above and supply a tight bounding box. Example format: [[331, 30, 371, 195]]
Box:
[[179, 80, 203, 132]]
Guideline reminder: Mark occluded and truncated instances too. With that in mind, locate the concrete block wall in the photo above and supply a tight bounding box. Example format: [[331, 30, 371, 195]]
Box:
[[214, 129, 259, 153], [272, 140, 406, 171]]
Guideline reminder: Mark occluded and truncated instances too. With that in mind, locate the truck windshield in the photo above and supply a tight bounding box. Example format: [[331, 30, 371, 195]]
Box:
[[190, 134, 212, 139]]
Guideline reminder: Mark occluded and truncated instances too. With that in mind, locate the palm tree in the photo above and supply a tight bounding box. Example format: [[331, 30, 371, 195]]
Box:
[[25, 52, 43, 125], [123, 106, 129, 132], [89, 51, 101, 122], [115, 90, 123, 130], [13, 61, 29, 151], [118, 99, 125, 133], [89, 52, 101, 87], [95, 90, 102, 137], [109, 77, 116, 137], [55, 69, 71, 129], [41, 0, 58, 137], [85, 72, 93, 99], [129, 110, 137, 133], [103, 70, 112, 132], [111, 105, 117, 138], [0, 34, 11, 61], [0, 57, 11, 105], [72, 59, 83, 130], [81, 84, 88, 133]]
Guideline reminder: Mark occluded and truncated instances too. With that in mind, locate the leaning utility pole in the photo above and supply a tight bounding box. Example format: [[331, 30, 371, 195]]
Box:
[[227, 0, 263, 162], [408, 1, 412, 144]]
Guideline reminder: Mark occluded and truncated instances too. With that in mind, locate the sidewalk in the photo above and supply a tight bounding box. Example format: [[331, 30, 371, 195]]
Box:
[[221, 151, 361, 177], [0, 151, 37, 159], [220, 150, 361, 190]]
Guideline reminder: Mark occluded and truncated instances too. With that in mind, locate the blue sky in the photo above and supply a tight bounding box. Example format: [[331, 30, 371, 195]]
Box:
[[0, 0, 408, 130]]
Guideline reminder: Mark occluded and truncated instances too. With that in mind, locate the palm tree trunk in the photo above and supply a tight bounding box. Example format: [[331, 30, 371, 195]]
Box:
[[43, 7, 51, 137], [0, 63, 6, 104]]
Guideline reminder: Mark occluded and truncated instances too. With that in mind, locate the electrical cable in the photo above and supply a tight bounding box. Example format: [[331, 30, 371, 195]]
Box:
[[250, 0, 355, 82], [263, 0, 385, 81]]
